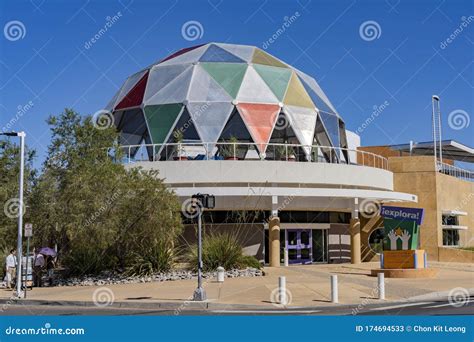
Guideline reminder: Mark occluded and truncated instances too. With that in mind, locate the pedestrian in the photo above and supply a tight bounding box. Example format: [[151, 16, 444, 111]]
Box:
[[46, 256, 55, 286], [5, 249, 17, 290], [33, 251, 45, 288]]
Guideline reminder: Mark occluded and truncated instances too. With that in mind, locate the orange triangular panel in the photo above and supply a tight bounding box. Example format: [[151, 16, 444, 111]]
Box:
[[237, 103, 280, 154]]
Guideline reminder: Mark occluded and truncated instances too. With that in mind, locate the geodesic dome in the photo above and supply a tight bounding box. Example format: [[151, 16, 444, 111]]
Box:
[[106, 43, 348, 160]]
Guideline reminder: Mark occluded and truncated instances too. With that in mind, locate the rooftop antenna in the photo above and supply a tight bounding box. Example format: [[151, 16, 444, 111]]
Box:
[[431, 95, 442, 169]]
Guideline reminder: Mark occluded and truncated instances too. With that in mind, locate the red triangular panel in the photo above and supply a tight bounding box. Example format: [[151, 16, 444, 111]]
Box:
[[158, 44, 206, 64], [115, 71, 149, 110], [237, 103, 280, 154]]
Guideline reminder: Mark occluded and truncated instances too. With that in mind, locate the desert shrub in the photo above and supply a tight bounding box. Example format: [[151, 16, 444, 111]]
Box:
[[125, 241, 177, 276], [187, 232, 260, 271]]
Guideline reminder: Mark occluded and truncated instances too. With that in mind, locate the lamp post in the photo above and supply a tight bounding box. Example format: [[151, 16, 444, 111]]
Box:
[[1, 131, 26, 298], [191, 193, 215, 301]]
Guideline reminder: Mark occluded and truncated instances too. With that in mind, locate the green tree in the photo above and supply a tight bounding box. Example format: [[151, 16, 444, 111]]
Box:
[[30, 109, 182, 276]]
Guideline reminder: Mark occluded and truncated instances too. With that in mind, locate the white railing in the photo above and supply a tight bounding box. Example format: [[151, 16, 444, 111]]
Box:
[[437, 161, 474, 182], [108, 142, 389, 170]]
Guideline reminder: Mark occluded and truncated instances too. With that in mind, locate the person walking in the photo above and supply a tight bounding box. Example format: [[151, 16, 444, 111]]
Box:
[[46, 256, 55, 286], [5, 249, 17, 290], [33, 251, 45, 288]]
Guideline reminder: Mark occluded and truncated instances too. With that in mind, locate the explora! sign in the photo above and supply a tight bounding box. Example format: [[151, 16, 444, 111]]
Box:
[[380, 206, 424, 225], [380, 205, 424, 251]]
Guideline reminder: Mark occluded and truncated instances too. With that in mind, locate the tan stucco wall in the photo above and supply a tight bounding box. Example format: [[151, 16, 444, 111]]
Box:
[[386, 155, 473, 262]]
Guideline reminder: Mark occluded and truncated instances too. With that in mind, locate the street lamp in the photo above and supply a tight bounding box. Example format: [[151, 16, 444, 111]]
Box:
[[191, 193, 215, 301], [1, 131, 26, 298]]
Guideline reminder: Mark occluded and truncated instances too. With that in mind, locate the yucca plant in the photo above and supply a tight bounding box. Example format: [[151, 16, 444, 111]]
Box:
[[187, 232, 261, 271], [125, 240, 176, 276]]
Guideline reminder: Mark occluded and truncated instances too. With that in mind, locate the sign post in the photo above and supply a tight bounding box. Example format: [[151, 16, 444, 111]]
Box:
[[24, 223, 32, 298]]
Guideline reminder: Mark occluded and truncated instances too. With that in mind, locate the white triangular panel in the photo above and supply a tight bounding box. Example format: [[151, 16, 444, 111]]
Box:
[[187, 102, 234, 145], [187, 65, 233, 102], [283, 105, 317, 158], [145, 67, 194, 105], [144, 64, 192, 102], [216, 43, 255, 62], [236, 66, 279, 104]]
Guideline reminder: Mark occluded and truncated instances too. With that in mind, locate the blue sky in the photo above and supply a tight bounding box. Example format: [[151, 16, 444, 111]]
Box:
[[0, 0, 472, 167]]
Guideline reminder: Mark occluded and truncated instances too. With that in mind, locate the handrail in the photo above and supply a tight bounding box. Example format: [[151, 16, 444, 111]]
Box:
[[437, 161, 474, 182], [107, 142, 389, 170]]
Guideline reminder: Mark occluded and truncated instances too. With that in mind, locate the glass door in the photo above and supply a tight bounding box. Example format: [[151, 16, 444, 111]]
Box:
[[286, 229, 313, 264]]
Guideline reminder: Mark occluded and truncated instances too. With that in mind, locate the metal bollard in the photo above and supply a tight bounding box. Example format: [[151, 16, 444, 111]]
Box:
[[279, 276, 287, 305], [284, 249, 289, 267], [378, 272, 385, 300], [331, 275, 338, 303], [217, 266, 225, 283]]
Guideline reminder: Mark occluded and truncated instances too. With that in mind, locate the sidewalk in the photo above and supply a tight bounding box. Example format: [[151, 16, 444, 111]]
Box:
[[1, 262, 472, 309]]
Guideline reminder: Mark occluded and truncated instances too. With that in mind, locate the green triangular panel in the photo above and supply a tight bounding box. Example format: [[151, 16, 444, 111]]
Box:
[[144, 104, 184, 145], [252, 49, 288, 68], [253, 64, 292, 101], [201, 63, 247, 98]]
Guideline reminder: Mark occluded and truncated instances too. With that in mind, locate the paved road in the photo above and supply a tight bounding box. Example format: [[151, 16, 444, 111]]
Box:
[[1, 299, 473, 316]]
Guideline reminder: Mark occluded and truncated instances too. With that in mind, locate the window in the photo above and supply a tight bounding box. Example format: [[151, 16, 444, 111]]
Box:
[[442, 229, 460, 246], [442, 215, 459, 226]]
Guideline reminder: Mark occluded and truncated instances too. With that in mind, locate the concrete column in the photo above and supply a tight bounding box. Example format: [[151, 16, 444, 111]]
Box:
[[350, 219, 361, 264], [350, 198, 361, 264], [269, 216, 281, 267]]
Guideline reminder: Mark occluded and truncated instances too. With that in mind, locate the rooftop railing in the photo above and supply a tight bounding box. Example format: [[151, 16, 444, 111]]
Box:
[[437, 161, 474, 182], [109, 142, 389, 170]]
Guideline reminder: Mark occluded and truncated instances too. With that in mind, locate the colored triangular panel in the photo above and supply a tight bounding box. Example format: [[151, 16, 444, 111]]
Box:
[[252, 49, 288, 68], [283, 105, 317, 157], [253, 64, 292, 101], [187, 65, 233, 102], [297, 74, 336, 115], [158, 44, 206, 64], [217, 43, 255, 62], [145, 67, 194, 105], [237, 66, 279, 104], [201, 62, 247, 98], [283, 72, 315, 108], [187, 102, 234, 145], [295, 69, 338, 115], [115, 71, 149, 110], [159, 45, 208, 66], [144, 64, 191, 102], [144, 104, 184, 147], [237, 103, 280, 154], [319, 111, 340, 148], [199, 44, 245, 63], [169, 107, 200, 141], [113, 70, 147, 109]]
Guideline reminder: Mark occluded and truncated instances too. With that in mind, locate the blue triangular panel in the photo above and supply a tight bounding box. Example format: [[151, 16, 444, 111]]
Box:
[[298, 76, 335, 115], [319, 111, 340, 148]]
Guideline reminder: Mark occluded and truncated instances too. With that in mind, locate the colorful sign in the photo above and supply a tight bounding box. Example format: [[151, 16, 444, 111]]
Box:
[[380, 206, 424, 225], [381, 206, 424, 251]]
